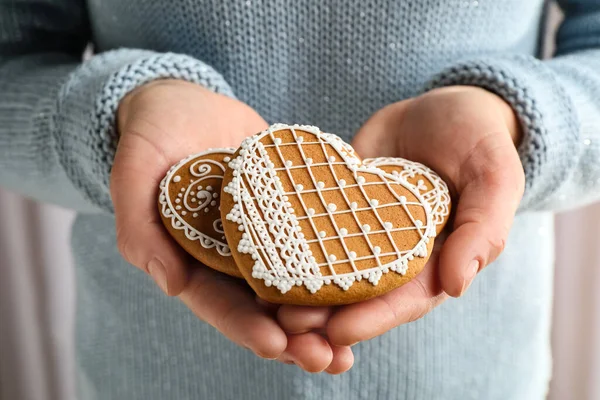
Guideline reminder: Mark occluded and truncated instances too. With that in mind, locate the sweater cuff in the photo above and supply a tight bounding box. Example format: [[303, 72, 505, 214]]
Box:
[[54, 49, 235, 212], [425, 55, 581, 210]]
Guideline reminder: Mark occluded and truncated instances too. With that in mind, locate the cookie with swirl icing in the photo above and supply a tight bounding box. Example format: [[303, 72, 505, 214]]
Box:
[[159, 149, 241, 277], [221, 124, 451, 305]]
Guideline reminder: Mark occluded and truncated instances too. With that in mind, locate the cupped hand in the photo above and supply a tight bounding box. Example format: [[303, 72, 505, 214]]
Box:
[[278, 86, 525, 349], [110, 79, 353, 373]]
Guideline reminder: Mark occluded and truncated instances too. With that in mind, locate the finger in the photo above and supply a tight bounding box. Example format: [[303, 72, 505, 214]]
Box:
[[111, 131, 190, 296], [352, 101, 409, 159], [439, 133, 524, 297], [255, 296, 281, 315], [325, 345, 354, 375], [179, 267, 287, 359], [277, 333, 333, 373], [327, 259, 446, 346], [277, 305, 334, 334]]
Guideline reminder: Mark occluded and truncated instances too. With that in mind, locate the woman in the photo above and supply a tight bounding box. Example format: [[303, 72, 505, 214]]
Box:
[[1, 0, 599, 399]]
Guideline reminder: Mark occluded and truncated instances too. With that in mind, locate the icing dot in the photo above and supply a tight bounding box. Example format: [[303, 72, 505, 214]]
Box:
[[206, 186, 213, 191], [384, 222, 393, 230], [307, 208, 315, 216], [181, 211, 187, 216], [175, 198, 181, 204], [296, 184, 304, 191], [329, 254, 337, 262], [190, 191, 195, 196], [210, 201, 217, 206], [317, 181, 325, 189], [191, 198, 196, 202], [178, 193, 183, 198], [274, 138, 282, 145], [213, 193, 218, 198], [399, 196, 407, 204], [327, 203, 337, 212], [175, 205, 182, 210], [197, 186, 203, 191], [285, 160, 293, 167], [374, 246, 381, 255], [370, 199, 379, 207], [357, 176, 366, 184], [415, 220, 423, 228], [339, 179, 346, 187], [180, 188, 185, 192], [319, 231, 327, 238], [340, 228, 348, 236], [350, 202, 358, 210], [349, 251, 357, 259], [223, 156, 231, 162], [328, 156, 336, 162], [204, 208, 210, 213], [192, 213, 198, 218], [362, 224, 371, 233], [297, 136, 304, 143], [306, 158, 313, 165], [173, 175, 181, 183]]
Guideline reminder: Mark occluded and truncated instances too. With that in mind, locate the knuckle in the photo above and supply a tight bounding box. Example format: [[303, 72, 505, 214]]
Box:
[[115, 225, 139, 267], [486, 235, 507, 263], [406, 303, 430, 324]]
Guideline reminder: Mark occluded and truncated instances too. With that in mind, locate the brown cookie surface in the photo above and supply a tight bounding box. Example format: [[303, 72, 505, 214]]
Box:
[[222, 124, 450, 305], [362, 157, 452, 235], [159, 149, 241, 277]]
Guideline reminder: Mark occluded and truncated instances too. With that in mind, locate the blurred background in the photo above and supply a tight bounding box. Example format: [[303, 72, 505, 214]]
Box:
[[1, 3, 599, 400]]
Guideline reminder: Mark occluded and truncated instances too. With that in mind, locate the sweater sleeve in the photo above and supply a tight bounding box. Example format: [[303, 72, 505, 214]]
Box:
[[425, 0, 600, 212], [0, 0, 234, 213]]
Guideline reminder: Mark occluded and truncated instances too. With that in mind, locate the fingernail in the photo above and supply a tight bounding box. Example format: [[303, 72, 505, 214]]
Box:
[[148, 259, 168, 295], [460, 260, 480, 296]]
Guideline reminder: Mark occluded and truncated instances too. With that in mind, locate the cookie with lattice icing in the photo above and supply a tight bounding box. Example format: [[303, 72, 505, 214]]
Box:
[[362, 158, 451, 235], [159, 149, 241, 277], [221, 124, 451, 305]]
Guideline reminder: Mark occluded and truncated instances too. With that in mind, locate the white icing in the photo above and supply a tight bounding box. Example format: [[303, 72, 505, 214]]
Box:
[[159, 148, 236, 257], [363, 157, 451, 228], [223, 124, 434, 294]]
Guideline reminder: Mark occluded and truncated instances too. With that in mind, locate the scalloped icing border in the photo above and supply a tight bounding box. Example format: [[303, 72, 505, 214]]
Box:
[[224, 124, 436, 294], [159, 148, 236, 257]]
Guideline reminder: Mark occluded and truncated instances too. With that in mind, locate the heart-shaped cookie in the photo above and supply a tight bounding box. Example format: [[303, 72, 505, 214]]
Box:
[[159, 149, 241, 277], [221, 124, 450, 305], [362, 157, 451, 235]]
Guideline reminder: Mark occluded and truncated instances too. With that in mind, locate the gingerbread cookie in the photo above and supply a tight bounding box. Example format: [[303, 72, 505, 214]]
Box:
[[362, 157, 451, 235], [159, 149, 241, 277], [221, 124, 451, 305]]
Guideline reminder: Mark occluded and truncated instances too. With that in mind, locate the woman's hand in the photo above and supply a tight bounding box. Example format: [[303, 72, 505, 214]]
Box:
[[110, 79, 353, 373], [278, 86, 525, 350]]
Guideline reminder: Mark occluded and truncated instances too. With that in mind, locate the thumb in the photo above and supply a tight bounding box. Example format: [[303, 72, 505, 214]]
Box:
[[111, 129, 191, 296], [439, 132, 524, 297]]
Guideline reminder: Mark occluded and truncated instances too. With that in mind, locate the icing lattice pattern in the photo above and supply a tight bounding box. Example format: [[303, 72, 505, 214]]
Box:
[[224, 124, 435, 294], [363, 157, 451, 227], [159, 149, 235, 256]]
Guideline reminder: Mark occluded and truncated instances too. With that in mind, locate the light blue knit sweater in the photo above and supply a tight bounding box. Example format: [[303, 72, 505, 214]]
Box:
[[1, 0, 600, 399]]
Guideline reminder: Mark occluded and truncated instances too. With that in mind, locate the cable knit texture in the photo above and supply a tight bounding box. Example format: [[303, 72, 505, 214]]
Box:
[[55, 50, 235, 211], [426, 55, 580, 210], [1, 0, 600, 399]]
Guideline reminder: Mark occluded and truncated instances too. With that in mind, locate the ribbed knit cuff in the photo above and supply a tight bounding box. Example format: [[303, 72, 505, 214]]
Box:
[[425, 55, 581, 210], [54, 49, 235, 213]]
